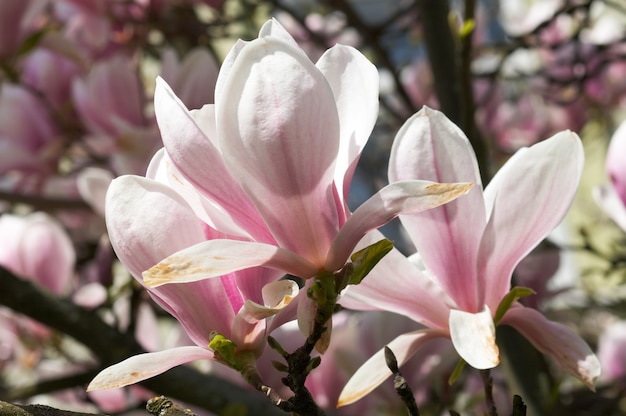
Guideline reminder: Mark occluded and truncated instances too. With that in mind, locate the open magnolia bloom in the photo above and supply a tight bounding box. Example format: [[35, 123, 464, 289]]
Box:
[[89, 21, 471, 390], [338, 107, 601, 407]]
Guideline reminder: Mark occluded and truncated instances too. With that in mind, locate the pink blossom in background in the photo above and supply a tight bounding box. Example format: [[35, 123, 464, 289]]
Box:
[[0, 84, 61, 184], [339, 107, 600, 406], [597, 320, 626, 383], [594, 118, 626, 231], [71, 54, 160, 174], [0, 0, 46, 58], [0, 212, 75, 295], [160, 47, 219, 110]]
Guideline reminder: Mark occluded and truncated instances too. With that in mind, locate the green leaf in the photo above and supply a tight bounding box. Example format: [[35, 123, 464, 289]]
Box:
[[448, 358, 466, 385], [209, 332, 239, 369], [458, 19, 475, 38], [494, 287, 536, 325], [348, 239, 393, 286]]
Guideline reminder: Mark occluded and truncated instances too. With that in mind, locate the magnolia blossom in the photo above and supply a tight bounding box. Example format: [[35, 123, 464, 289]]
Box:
[[338, 107, 601, 406], [89, 20, 470, 391], [594, 119, 626, 231], [0, 212, 75, 295]]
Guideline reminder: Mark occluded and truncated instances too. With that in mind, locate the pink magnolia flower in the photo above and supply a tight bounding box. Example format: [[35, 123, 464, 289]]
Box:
[[72, 54, 160, 174], [0, 84, 61, 181], [159, 46, 219, 110], [0, 0, 46, 58], [338, 107, 601, 406], [594, 119, 626, 231], [597, 320, 626, 383], [0, 212, 75, 295], [88, 20, 470, 390]]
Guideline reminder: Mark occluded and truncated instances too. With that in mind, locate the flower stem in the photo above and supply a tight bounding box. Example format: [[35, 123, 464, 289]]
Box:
[[480, 369, 498, 416]]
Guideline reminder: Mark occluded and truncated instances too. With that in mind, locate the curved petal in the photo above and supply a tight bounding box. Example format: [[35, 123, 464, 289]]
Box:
[[339, 231, 452, 330], [76, 167, 113, 216], [337, 329, 442, 407], [258, 18, 301, 48], [87, 346, 214, 390], [142, 239, 319, 288], [389, 107, 486, 312], [326, 180, 473, 271], [216, 36, 340, 266], [449, 305, 500, 369], [478, 131, 584, 309], [501, 306, 600, 389], [154, 78, 273, 243], [105, 175, 206, 279], [316, 44, 379, 204], [104, 175, 238, 344]]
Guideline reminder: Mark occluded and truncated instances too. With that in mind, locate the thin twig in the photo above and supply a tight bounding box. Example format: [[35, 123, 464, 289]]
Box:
[[384, 346, 420, 416]]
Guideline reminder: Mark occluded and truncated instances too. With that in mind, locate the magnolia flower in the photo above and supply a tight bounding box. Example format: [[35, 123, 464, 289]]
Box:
[[338, 107, 601, 406], [594, 119, 626, 231], [88, 20, 470, 391], [0, 212, 75, 295], [137, 19, 470, 292]]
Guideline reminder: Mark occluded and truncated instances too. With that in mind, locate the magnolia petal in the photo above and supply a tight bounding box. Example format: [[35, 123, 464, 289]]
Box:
[[217, 36, 340, 266], [340, 231, 452, 330], [338, 329, 441, 407], [593, 184, 626, 232], [316, 44, 379, 203], [258, 18, 301, 49], [142, 239, 318, 288], [87, 346, 214, 390], [478, 131, 584, 310], [154, 78, 273, 243], [243, 279, 299, 320], [449, 305, 500, 370], [389, 107, 486, 312], [501, 306, 600, 390], [326, 180, 473, 271], [105, 175, 206, 279]]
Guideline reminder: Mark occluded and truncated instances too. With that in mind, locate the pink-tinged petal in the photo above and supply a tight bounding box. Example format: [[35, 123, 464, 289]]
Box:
[[340, 231, 452, 330], [105, 175, 206, 278], [217, 37, 341, 266], [501, 306, 600, 389], [337, 329, 442, 407], [232, 280, 299, 352], [154, 78, 273, 243], [245, 279, 299, 319], [478, 131, 584, 310], [146, 148, 249, 238], [142, 240, 319, 288], [449, 306, 500, 369], [87, 346, 214, 390], [316, 44, 379, 204], [105, 175, 239, 344], [593, 184, 626, 231], [214, 40, 247, 103], [389, 106, 486, 312], [326, 180, 473, 271]]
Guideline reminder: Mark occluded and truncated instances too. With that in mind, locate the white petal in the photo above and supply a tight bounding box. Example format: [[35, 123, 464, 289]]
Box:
[[338, 329, 441, 407], [449, 305, 500, 369], [87, 346, 214, 390], [142, 239, 319, 287]]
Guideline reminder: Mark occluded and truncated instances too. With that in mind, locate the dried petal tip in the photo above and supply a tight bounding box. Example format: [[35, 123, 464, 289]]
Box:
[[425, 182, 474, 200]]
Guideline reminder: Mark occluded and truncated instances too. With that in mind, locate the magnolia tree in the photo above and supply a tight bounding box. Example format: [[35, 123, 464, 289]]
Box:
[[0, 1, 625, 415]]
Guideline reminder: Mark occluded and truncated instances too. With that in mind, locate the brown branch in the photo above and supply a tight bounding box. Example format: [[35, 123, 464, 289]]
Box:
[[0, 401, 102, 416]]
